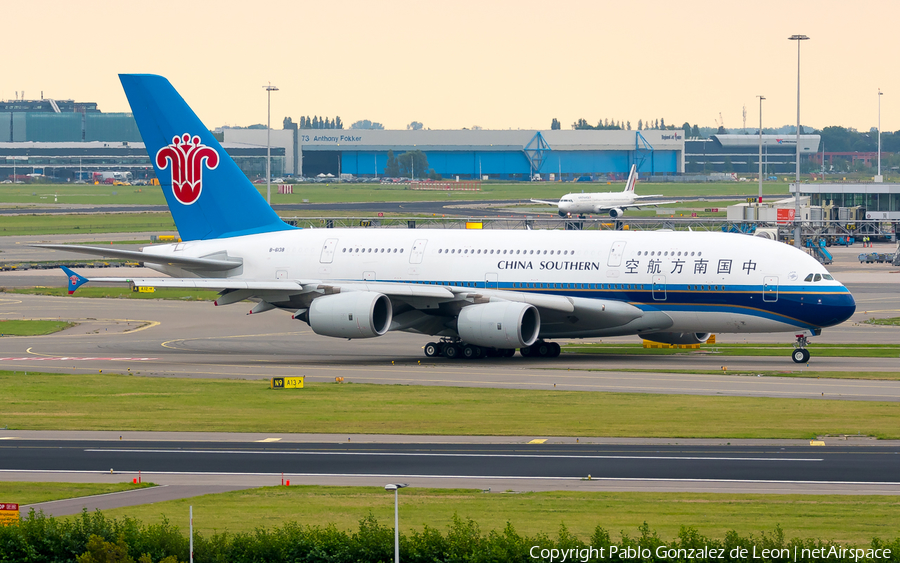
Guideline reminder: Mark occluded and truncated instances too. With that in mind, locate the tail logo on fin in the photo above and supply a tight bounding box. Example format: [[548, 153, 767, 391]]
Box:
[[155, 133, 220, 205]]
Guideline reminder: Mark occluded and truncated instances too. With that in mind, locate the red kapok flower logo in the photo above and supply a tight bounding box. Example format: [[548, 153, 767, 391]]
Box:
[[155, 134, 219, 205]]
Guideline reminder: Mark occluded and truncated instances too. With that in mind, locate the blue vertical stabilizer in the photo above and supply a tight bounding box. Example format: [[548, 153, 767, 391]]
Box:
[[119, 74, 293, 241]]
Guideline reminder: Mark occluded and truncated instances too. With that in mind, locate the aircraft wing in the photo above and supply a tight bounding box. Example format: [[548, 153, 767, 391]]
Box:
[[62, 267, 649, 331], [34, 244, 241, 272], [616, 199, 680, 208], [530, 199, 560, 206]]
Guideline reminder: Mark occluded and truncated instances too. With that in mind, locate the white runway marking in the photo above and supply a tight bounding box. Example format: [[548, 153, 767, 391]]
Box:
[[0, 357, 157, 361], [84, 448, 823, 462]]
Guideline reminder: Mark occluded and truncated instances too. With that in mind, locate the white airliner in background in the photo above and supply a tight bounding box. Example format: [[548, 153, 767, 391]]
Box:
[[532, 165, 679, 218], [43, 74, 855, 364]]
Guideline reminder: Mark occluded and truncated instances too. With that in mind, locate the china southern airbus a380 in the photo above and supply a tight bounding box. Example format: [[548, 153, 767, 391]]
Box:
[[44, 74, 855, 364], [531, 164, 678, 218]]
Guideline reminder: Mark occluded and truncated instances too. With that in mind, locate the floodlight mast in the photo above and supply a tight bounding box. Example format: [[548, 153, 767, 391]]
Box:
[[789, 34, 809, 249], [877, 89, 883, 182], [384, 483, 409, 563], [264, 82, 279, 204], [757, 95, 765, 203]]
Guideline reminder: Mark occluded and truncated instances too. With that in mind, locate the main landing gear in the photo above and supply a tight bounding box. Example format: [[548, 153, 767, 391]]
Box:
[[423, 339, 560, 360], [792, 334, 811, 364]]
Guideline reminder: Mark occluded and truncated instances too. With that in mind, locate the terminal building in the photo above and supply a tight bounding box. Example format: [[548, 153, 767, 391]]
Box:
[[0, 141, 283, 182], [222, 128, 686, 180], [685, 134, 821, 175]]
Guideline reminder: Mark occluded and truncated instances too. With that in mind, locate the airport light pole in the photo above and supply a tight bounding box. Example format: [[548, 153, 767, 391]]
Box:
[[877, 88, 883, 182], [384, 483, 408, 563], [789, 34, 809, 248], [264, 82, 279, 205], [757, 95, 765, 203]]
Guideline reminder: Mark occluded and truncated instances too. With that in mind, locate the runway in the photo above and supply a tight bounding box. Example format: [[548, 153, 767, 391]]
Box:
[[5, 435, 900, 516]]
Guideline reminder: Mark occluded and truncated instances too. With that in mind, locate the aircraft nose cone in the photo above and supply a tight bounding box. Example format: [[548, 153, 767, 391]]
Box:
[[818, 290, 856, 328]]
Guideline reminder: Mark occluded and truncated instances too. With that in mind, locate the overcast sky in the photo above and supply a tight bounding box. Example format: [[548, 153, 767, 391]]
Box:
[[7, 0, 898, 132]]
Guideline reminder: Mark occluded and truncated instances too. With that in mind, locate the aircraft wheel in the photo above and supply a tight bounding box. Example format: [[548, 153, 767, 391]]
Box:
[[791, 348, 810, 363], [519, 346, 532, 357], [536, 342, 551, 357], [503, 348, 516, 358], [443, 343, 461, 359], [462, 344, 480, 359], [424, 342, 440, 357], [549, 342, 561, 357]]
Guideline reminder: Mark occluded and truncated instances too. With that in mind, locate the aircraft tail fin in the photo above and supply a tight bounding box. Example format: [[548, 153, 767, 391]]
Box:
[[623, 164, 638, 193], [119, 74, 293, 241]]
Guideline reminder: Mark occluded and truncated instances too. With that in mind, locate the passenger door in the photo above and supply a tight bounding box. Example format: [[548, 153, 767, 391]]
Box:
[[410, 239, 428, 264], [652, 275, 666, 301], [607, 241, 627, 267], [320, 238, 338, 264], [763, 276, 778, 302]]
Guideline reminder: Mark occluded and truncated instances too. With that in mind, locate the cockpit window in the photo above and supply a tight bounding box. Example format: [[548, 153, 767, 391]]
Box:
[[813, 274, 822, 282], [804, 274, 814, 282], [822, 274, 834, 280]]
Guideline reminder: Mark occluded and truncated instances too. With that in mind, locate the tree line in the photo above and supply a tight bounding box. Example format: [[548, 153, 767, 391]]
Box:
[[554, 117, 701, 137]]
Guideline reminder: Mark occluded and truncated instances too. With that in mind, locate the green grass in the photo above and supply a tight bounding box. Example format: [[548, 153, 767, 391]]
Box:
[[562, 342, 900, 358], [0, 212, 176, 236], [0, 319, 73, 336], [0, 481, 154, 505], [864, 317, 900, 326], [1, 373, 897, 439], [3, 287, 218, 301], [1, 182, 791, 207], [94, 486, 900, 545]]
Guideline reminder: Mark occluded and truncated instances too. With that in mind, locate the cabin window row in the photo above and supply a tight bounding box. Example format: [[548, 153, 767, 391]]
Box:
[[635, 250, 702, 257], [437, 249, 576, 256], [342, 248, 404, 253]]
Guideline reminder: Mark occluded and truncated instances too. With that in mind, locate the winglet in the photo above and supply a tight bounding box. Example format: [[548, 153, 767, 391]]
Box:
[[61, 266, 89, 294]]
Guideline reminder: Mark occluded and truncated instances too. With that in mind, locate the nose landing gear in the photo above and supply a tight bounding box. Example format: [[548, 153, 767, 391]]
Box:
[[792, 334, 811, 363]]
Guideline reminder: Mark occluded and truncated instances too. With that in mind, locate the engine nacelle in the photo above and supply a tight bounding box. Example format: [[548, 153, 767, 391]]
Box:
[[308, 291, 392, 339], [641, 332, 711, 346], [457, 302, 540, 349], [608, 207, 624, 218]]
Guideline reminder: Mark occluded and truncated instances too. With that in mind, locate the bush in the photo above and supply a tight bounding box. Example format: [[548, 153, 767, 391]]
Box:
[[1, 509, 899, 562]]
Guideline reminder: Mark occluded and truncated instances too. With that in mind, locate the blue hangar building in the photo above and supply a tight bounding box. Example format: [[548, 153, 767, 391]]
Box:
[[223, 128, 685, 180]]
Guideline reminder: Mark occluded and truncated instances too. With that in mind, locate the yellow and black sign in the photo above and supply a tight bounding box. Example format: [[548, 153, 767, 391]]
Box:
[[271, 376, 304, 389], [137, 286, 156, 293], [0, 503, 19, 526]]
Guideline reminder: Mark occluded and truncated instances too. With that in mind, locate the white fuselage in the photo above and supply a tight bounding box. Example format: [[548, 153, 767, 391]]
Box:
[[558, 191, 637, 216], [143, 228, 854, 338]]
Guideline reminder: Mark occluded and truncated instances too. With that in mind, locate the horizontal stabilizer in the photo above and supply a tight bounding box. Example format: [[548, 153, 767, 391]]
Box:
[[61, 266, 89, 294]]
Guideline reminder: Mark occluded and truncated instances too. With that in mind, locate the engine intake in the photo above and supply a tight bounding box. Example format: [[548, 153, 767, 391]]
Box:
[[308, 291, 392, 339], [641, 332, 711, 346], [608, 207, 624, 218], [457, 302, 540, 349]]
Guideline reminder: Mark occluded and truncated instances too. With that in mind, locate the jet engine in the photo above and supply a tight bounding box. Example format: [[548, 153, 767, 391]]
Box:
[[456, 302, 540, 349], [641, 332, 711, 346], [307, 291, 392, 338], [608, 208, 624, 218]]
